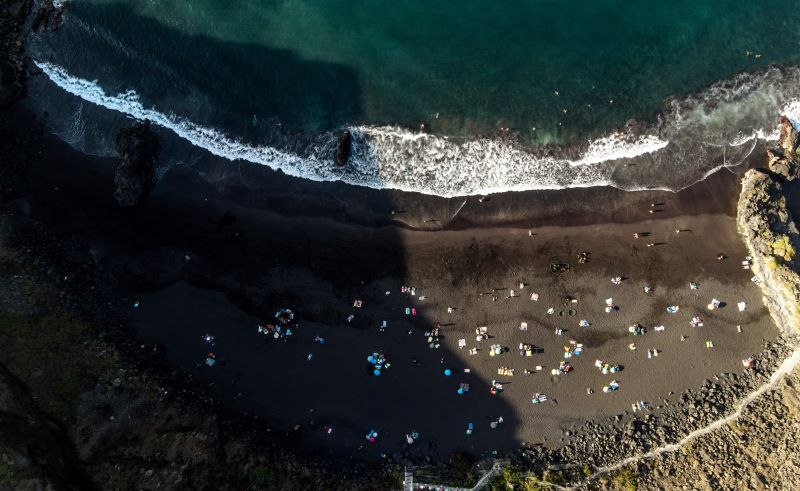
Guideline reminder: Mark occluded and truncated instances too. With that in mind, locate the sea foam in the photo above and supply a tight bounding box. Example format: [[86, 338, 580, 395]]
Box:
[[33, 60, 800, 197]]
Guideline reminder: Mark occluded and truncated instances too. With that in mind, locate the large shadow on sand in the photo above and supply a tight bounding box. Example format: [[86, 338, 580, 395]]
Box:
[[22, 2, 523, 469]]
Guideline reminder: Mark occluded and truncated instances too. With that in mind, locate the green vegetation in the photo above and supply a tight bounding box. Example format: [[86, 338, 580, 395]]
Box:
[[542, 469, 566, 486], [486, 467, 550, 491], [413, 453, 480, 488], [771, 235, 796, 262], [766, 256, 779, 271], [0, 256, 26, 276], [0, 453, 19, 484], [0, 313, 113, 418], [611, 466, 638, 491], [251, 466, 275, 487], [681, 440, 695, 457], [448, 451, 478, 484], [249, 465, 320, 491], [727, 420, 745, 435]]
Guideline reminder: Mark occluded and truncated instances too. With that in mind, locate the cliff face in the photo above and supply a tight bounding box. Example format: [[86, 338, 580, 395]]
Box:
[[0, 364, 93, 490], [0, 0, 28, 110], [737, 118, 800, 334]]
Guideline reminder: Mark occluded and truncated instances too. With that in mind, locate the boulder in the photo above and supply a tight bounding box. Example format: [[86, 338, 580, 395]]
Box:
[[334, 130, 352, 166], [31, 0, 64, 33], [113, 121, 159, 207], [779, 116, 800, 160], [767, 149, 800, 182]]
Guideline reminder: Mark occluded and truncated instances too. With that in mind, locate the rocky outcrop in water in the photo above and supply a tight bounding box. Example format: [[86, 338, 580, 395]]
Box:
[[31, 0, 64, 33], [737, 117, 800, 334], [113, 121, 159, 207], [766, 117, 800, 181], [335, 130, 352, 166]]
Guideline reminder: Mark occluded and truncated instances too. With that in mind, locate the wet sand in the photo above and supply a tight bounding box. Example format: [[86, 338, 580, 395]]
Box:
[[11, 104, 779, 462]]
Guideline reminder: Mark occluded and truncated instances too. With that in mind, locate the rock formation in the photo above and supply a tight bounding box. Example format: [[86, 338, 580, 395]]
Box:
[[0, 363, 91, 489], [0, 1, 28, 110], [335, 130, 352, 166], [765, 116, 800, 181], [737, 116, 800, 334], [31, 0, 64, 33], [113, 121, 159, 207]]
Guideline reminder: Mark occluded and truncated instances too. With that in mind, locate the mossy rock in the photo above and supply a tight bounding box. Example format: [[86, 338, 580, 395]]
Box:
[[767, 256, 779, 271], [770, 235, 796, 262], [0, 453, 19, 484], [611, 467, 638, 491]]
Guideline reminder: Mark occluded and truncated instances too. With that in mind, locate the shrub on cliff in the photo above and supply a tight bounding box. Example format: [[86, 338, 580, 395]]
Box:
[[771, 235, 796, 262]]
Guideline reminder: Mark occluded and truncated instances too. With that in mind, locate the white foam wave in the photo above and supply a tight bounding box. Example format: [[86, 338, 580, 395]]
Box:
[[731, 98, 800, 146], [35, 60, 347, 184], [34, 60, 800, 197], [572, 133, 669, 166]]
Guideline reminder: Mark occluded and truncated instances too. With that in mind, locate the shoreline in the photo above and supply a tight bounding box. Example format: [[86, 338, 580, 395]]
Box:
[[11, 95, 760, 233], [5, 97, 785, 462], [3, 3, 800, 488], [26, 48, 797, 198]]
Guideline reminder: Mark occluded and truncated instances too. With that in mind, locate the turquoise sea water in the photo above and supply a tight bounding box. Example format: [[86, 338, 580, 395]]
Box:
[[25, 0, 800, 194]]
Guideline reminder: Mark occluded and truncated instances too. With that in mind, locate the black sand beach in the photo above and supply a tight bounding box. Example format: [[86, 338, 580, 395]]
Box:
[[5, 102, 779, 463], [4, 2, 800, 489]]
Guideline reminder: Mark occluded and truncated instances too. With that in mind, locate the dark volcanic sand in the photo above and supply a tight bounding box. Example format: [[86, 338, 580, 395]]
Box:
[[133, 213, 775, 460], [12, 104, 779, 462]]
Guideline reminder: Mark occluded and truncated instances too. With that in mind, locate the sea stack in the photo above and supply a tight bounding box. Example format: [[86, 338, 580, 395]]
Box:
[[335, 130, 352, 166], [113, 121, 159, 207]]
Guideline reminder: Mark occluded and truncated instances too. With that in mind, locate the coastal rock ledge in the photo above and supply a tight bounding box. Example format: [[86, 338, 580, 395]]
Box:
[[737, 117, 800, 334]]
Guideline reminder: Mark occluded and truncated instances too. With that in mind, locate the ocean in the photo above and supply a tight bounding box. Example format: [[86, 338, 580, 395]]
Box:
[[24, 0, 800, 196]]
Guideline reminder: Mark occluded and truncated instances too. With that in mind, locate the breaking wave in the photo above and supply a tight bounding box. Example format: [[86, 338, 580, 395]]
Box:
[[34, 60, 800, 197]]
